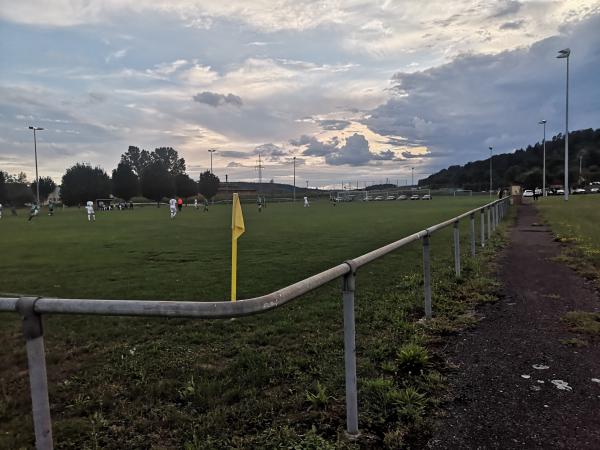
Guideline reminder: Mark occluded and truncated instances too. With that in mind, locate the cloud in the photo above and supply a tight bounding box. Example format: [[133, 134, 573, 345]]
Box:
[[490, 1, 522, 18], [219, 150, 251, 159], [317, 119, 351, 130], [364, 13, 600, 171], [500, 20, 525, 30], [192, 91, 243, 107]]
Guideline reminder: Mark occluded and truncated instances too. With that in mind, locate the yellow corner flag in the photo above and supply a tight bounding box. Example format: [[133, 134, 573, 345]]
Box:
[[231, 193, 245, 301]]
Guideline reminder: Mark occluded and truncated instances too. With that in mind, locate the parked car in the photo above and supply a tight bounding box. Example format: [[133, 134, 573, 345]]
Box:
[[534, 188, 542, 196], [374, 195, 384, 201], [422, 194, 432, 200], [556, 189, 565, 195], [591, 187, 600, 194], [386, 195, 396, 200], [410, 194, 420, 200], [523, 190, 534, 197], [396, 194, 408, 200], [573, 188, 587, 194]]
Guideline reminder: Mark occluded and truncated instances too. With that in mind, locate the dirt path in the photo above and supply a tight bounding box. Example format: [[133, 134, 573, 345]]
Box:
[[427, 204, 600, 449]]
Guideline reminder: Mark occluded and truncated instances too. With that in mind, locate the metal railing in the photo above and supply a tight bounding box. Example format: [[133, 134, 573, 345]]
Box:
[[0, 197, 511, 449]]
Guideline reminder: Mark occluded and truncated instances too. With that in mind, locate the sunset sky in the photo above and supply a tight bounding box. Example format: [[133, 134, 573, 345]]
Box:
[[1, 0, 599, 187]]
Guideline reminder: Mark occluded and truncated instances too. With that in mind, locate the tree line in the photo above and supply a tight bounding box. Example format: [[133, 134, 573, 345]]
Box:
[[0, 146, 220, 207], [419, 128, 600, 190]]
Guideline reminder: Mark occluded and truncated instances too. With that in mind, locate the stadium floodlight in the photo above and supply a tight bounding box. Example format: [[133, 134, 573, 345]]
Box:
[[488, 146, 493, 198], [557, 48, 570, 201], [28, 126, 45, 206], [208, 149, 216, 173], [538, 120, 547, 196], [293, 157, 296, 202]]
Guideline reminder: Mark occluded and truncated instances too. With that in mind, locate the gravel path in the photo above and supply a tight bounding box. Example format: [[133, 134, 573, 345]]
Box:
[[427, 204, 600, 449]]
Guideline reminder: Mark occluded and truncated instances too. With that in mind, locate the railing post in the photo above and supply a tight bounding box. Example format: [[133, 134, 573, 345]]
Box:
[[495, 203, 499, 227], [422, 235, 432, 319], [17, 297, 53, 450], [342, 263, 359, 437], [487, 207, 492, 239], [453, 221, 461, 277], [469, 213, 476, 257], [480, 208, 485, 247]]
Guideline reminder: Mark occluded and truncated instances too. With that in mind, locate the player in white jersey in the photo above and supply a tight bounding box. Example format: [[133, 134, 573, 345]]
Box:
[[86, 201, 96, 221], [169, 198, 177, 218], [303, 196, 310, 207]]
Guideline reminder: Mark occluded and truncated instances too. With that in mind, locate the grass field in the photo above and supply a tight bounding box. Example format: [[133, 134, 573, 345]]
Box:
[[0, 197, 505, 449], [537, 195, 600, 280]]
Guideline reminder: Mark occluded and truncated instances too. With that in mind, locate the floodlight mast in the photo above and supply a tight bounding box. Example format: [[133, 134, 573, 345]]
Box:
[[489, 146, 493, 198], [557, 48, 570, 201], [539, 120, 547, 196], [208, 149, 216, 174], [28, 126, 44, 206]]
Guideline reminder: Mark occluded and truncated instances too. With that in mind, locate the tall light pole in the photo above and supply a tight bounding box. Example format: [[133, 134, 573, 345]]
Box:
[[208, 149, 216, 174], [411, 167, 414, 186], [28, 126, 44, 205], [489, 146, 493, 198], [579, 153, 583, 185], [539, 120, 547, 196], [557, 48, 570, 201], [293, 156, 296, 202]]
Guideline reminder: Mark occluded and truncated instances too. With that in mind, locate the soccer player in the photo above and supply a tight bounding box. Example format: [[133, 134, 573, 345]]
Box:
[[48, 200, 54, 216], [194, 198, 198, 209], [169, 198, 177, 218], [304, 196, 310, 207], [177, 197, 183, 212], [257, 196, 263, 213], [0, 202, 3, 219], [28, 203, 40, 221], [86, 201, 96, 221], [203, 198, 209, 212]]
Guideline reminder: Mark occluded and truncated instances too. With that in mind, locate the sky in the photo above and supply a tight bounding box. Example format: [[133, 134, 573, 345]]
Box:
[[1, 0, 599, 188]]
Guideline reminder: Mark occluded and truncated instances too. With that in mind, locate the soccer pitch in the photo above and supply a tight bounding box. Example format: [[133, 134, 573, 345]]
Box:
[[0, 196, 496, 448]]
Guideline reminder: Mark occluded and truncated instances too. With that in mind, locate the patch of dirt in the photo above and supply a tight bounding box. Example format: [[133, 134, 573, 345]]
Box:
[[427, 205, 600, 449]]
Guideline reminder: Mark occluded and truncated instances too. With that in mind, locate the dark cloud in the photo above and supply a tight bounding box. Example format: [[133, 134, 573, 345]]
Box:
[[364, 13, 600, 171], [192, 91, 243, 107], [401, 151, 424, 159], [500, 20, 525, 30], [227, 161, 244, 167], [317, 119, 351, 130], [253, 143, 288, 161]]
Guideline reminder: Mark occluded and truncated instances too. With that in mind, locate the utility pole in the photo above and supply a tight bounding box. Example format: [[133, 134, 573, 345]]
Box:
[[28, 126, 44, 206], [579, 154, 583, 185], [557, 48, 570, 200], [411, 167, 414, 187], [256, 152, 264, 197], [489, 146, 493, 198], [306, 180, 309, 190], [293, 156, 296, 202], [539, 120, 547, 196]]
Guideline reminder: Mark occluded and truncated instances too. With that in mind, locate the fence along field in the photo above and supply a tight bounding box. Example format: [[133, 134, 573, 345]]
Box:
[[0, 196, 509, 448]]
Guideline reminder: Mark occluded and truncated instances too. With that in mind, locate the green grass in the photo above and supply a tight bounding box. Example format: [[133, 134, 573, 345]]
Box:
[[537, 195, 600, 280], [0, 197, 505, 449]]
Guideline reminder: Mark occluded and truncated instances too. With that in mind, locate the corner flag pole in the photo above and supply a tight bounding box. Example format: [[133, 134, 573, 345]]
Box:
[[231, 193, 245, 301]]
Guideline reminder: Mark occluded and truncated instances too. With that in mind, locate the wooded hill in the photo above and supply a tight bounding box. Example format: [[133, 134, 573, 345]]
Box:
[[419, 128, 600, 190]]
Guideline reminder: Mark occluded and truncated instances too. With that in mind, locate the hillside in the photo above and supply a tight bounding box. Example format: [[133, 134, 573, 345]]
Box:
[[419, 128, 600, 190]]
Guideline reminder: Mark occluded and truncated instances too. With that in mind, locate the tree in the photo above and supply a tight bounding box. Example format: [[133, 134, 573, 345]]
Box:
[[174, 173, 198, 198], [152, 147, 186, 175], [198, 171, 220, 200], [140, 161, 175, 205], [120, 146, 151, 175], [112, 162, 139, 200], [30, 176, 57, 203], [60, 163, 111, 206], [0, 170, 5, 203]]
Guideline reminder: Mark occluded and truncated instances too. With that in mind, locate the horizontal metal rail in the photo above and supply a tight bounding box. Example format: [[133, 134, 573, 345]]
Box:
[[0, 197, 508, 318], [0, 196, 511, 448]]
